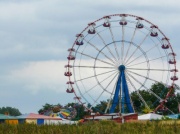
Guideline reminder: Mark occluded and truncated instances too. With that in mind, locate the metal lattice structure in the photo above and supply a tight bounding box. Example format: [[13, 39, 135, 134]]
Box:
[[65, 14, 178, 114]]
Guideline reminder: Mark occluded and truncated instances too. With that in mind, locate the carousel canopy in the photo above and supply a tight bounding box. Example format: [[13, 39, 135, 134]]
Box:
[[138, 113, 163, 120]]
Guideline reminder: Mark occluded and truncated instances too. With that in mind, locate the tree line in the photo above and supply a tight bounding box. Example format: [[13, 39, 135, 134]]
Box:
[[38, 83, 180, 119], [0, 107, 21, 116]]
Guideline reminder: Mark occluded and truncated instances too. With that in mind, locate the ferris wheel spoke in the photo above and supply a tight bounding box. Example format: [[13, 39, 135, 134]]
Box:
[[123, 27, 137, 63], [90, 90, 105, 109], [109, 27, 120, 61], [120, 25, 125, 64], [124, 32, 150, 65], [126, 55, 167, 67], [103, 72, 119, 92], [73, 60, 90, 104], [105, 77, 118, 113], [126, 75, 150, 110], [73, 65, 116, 69], [126, 70, 159, 83], [89, 73, 118, 111], [162, 106, 174, 114], [79, 75, 96, 103], [96, 31, 118, 62], [75, 69, 117, 82], [127, 72, 162, 101], [76, 51, 115, 67], [100, 72, 119, 113], [127, 68, 170, 72], [78, 66, 97, 103], [82, 71, 118, 96], [84, 38, 117, 64], [126, 43, 160, 66]]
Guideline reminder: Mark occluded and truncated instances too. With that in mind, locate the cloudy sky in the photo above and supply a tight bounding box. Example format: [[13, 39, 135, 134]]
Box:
[[0, 0, 180, 114]]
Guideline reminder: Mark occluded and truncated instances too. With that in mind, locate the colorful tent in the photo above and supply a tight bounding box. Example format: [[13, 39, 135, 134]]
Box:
[[0, 114, 18, 124], [17, 113, 62, 125]]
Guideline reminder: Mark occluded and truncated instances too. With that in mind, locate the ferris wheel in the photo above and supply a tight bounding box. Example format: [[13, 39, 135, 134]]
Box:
[[65, 14, 178, 114]]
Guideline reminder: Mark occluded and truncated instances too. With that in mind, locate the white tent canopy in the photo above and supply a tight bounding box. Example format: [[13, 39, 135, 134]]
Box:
[[44, 117, 77, 125], [138, 113, 163, 120]]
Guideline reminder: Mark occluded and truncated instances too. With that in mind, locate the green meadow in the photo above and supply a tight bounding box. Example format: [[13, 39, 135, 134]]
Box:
[[0, 120, 180, 134]]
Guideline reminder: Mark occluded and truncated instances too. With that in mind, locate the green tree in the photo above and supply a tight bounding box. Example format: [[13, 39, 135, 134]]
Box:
[[38, 103, 54, 114], [93, 101, 108, 113], [131, 82, 180, 114], [38, 103, 63, 114], [0, 106, 21, 116], [65, 103, 87, 120], [92, 82, 180, 115]]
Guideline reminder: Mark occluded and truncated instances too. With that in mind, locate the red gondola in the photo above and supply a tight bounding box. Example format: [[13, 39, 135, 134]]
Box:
[[66, 88, 74, 93], [150, 25, 158, 37], [88, 23, 96, 34], [64, 72, 72, 76], [76, 34, 84, 45], [119, 21, 127, 25], [76, 41, 83, 45], [150, 33, 158, 37], [67, 48, 75, 60], [103, 16, 111, 27], [136, 23, 143, 29], [162, 45, 169, 49], [64, 64, 72, 68], [161, 38, 169, 49], [119, 15, 127, 25], [103, 22, 110, 27], [171, 76, 178, 81], [168, 53, 176, 64], [136, 17, 144, 28], [120, 21, 127, 25], [170, 69, 178, 72], [88, 29, 96, 34], [67, 55, 75, 60], [68, 48, 75, 51], [169, 60, 176, 64], [66, 81, 74, 84]]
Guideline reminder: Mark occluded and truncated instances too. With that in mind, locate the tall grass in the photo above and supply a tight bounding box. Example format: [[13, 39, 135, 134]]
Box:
[[0, 120, 180, 134]]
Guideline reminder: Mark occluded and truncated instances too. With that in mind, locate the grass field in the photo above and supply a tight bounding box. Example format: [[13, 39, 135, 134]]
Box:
[[0, 120, 180, 134]]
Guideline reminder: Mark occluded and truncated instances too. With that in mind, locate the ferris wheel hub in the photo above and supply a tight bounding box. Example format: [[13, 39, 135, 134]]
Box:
[[118, 65, 126, 71]]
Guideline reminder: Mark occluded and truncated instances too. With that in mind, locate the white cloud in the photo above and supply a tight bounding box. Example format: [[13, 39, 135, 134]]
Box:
[[9, 60, 67, 94]]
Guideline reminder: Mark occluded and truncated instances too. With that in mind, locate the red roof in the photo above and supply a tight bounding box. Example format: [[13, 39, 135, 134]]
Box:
[[17, 113, 62, 120]]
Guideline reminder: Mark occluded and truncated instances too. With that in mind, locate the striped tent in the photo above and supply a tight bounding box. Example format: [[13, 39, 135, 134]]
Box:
[[0, 114, 18, 124], [17, 113, 62, 125]]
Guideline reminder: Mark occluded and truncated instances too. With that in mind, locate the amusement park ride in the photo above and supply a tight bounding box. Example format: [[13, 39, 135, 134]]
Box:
[[65, 14, 178, 118]]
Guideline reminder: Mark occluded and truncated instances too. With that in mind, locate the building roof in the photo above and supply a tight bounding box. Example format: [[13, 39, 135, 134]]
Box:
[[86, 113, 137, 120], [138, 113, 162, 120], [17, 113, 62, 120], [167, 114, 180, 119], [0, 114, 17, 120]]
